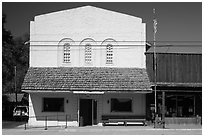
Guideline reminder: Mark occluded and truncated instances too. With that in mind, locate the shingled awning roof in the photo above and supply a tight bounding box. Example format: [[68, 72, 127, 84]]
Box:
[[146, 45, 202, 54], [22, 67, 151, 93]]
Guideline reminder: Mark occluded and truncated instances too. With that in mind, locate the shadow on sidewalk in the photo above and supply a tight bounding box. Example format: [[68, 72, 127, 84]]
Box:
[[2, 121, 26, 129]]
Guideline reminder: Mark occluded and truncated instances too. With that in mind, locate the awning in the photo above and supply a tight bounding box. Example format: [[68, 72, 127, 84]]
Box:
[[22, 67, 152, 93]]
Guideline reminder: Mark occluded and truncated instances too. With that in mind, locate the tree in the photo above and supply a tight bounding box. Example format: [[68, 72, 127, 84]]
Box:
[[13, 34, 29, 93], [2, 13, 29, 93], [2, 13, 15, 93]]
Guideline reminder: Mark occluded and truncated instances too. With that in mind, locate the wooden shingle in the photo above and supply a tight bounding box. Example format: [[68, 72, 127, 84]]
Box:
[[22, 67, 152, 92]]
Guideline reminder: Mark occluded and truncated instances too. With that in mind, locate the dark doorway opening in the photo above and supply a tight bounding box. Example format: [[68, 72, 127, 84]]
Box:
[[79, 99, 97, 126], [79, 99, 92, 126]]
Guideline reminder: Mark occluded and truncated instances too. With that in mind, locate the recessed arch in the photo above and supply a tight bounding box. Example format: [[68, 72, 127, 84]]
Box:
[[80, 38, 96, 45], [58, 38, 75, 64], [101, 38, 118, 46], [58, 38, 75, 46], [101, 38, 117, 65], [80, 38, 97, 64]]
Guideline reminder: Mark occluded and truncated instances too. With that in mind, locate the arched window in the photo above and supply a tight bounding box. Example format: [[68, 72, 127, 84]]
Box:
[[106, 44, 113, 64], [85, 44, 92, 63], [80, 38, 96, 65], [101, 38, 117, 65], [63, 43, 71, 63], [58, 38, 74, 65]]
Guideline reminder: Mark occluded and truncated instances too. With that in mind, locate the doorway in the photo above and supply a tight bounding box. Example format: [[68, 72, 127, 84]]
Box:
[[79, 99, 97, 126]]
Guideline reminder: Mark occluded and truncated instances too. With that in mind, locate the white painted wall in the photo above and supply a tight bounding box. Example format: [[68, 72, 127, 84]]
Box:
[[28, 92, 78, 127], [28, 93, 146, 126], [30, 6, 146, 68]]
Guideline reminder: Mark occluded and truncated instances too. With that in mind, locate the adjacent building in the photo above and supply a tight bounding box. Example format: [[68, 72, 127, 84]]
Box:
[[145, 45, 202, 124]]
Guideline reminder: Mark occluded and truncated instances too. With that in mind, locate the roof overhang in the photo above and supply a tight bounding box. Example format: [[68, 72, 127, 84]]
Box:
[[22, 90, 152, 94], [22, 67, 152, 93], [22, 90, 72, 93], [150, 82, 202, 92]]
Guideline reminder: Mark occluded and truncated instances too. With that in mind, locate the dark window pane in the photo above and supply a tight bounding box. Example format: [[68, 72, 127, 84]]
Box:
[[85, 44, 92, 63], [43, 98, 64, 112], [111, 98, 132, 112], [106, 44, 113, 64], [63, 43, 71, 63]]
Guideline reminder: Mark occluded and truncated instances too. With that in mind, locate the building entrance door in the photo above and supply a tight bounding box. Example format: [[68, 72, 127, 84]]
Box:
[[79, 99, 97, 126], [80, 99, 92, 126]]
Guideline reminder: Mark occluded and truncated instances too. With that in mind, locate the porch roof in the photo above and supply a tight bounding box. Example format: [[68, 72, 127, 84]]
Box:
[[22, 67, 151, 92], [145, 45, 202, 54]]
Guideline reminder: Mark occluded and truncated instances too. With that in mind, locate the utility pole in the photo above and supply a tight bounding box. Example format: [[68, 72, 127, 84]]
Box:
[[15, 66, 17, 106], [153, 8, 165, 128], [153, 8, 158, 127]]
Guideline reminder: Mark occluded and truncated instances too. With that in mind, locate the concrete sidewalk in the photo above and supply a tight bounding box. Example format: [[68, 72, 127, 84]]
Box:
[[2, 122, 202, 135], [165, 124, 202, 129]]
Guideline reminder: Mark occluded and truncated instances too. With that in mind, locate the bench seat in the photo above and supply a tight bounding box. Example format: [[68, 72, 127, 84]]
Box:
[[102, 115, 147, 126]]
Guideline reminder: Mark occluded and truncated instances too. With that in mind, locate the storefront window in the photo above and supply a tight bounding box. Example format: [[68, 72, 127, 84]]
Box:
[[111, 98, 132, 112], [43, 98, 64, 112], [159, 94, 195, 117]]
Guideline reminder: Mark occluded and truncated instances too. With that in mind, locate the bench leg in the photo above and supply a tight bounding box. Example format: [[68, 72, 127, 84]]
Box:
[[124, 121, 127, 126], [143, 121, 147, 126]]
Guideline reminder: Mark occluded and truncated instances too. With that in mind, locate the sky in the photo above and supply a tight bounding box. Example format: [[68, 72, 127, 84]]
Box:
[[2, 2, 202, 45]]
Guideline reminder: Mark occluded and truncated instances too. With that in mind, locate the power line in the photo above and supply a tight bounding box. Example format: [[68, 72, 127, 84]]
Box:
[[27, 40, 202, 42], [27, 44, 202, 47]]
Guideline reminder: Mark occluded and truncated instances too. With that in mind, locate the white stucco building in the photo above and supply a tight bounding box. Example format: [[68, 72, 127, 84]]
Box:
[[22, 5, 151, 127]]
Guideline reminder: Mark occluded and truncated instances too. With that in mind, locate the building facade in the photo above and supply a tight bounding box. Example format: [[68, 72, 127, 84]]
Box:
[[22, 6, 151, 127], [145, 45, 202, 124]]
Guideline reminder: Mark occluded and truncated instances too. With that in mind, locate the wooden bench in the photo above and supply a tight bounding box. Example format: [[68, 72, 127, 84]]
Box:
[[102, 115, 147, 126]]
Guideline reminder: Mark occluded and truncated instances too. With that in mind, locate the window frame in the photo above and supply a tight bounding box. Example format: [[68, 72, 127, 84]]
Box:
[[42, 97, 65, 112], [63, 43, 71, 63], [110, 98, 133, 113], [85, 43, 92, 64], [106, 44, 113, 64]]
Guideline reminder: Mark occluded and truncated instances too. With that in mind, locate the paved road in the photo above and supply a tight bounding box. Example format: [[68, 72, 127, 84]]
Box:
[[2, 124, 202, 135]]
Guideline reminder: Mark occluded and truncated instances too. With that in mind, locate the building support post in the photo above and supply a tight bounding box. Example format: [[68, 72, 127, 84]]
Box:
[[77, 97, 80, 127], [45, 116, 48, 130], [65, 114, 67, 128], [176, 96, 178, 117], [162, 91, 165, 128], [194, 95, 196, 116], [24, 120, 27, 130], [92, 99, 94, 126]]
